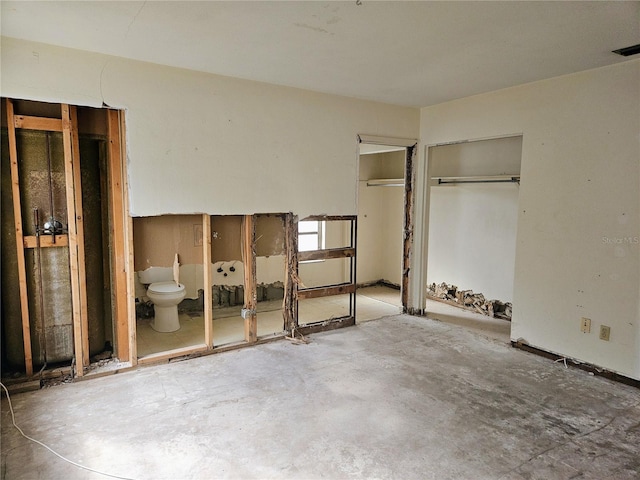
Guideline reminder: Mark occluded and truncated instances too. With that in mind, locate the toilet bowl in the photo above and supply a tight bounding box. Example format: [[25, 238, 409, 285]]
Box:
[[146, 281, 186, 332]]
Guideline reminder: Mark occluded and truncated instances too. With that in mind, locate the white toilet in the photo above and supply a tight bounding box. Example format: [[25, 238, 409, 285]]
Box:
[[138, 255, 186, 333]]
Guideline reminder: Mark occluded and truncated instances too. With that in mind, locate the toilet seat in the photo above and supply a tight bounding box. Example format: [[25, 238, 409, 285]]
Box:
[[148, 281, 185, 295]]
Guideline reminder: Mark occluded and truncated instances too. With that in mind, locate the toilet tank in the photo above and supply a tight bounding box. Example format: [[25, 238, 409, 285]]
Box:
[[138, 266, 173, 284]]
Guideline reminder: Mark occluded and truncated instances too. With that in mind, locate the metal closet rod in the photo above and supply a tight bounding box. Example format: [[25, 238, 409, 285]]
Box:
[[433, 175, 520, 185]]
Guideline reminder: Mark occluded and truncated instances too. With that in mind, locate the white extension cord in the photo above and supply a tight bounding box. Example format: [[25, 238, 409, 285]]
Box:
[[0, 381, 137, 480]]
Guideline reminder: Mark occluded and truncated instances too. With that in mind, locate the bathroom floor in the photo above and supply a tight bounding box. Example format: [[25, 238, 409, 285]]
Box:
[[136, 286, 405, 357], [136, 285, 510, 358]]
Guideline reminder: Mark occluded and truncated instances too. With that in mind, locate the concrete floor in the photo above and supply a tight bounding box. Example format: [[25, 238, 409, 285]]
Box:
[[2, 314, 639, 480]]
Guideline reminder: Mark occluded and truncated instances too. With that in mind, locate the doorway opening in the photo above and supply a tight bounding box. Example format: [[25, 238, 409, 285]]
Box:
[[355, 136, 417, 322]]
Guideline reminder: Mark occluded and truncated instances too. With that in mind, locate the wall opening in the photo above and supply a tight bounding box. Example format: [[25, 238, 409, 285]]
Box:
[[425, 135, 522, 335]]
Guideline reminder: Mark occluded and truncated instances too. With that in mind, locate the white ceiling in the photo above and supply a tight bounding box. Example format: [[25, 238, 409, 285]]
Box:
[[1, 1, 638, 108]]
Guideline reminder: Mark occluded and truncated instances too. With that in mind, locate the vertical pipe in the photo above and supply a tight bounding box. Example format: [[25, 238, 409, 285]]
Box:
[[33, 208, 47, 371]]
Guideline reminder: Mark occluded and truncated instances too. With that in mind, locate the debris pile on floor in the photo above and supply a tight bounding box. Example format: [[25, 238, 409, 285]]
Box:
[[427, 282, 512, 320]]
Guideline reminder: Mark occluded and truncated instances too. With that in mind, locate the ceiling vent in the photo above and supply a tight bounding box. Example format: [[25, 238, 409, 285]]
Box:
[[612, 43, 640, 57]]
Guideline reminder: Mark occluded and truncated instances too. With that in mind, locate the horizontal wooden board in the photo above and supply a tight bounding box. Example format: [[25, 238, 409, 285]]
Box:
[[298, 247, 355, 262], [300, 215, 357, 222], [23, 235, 69, 248], [296, 316, 355, 335], [14, 115, 63, 132], [297, 283, 356, 299]]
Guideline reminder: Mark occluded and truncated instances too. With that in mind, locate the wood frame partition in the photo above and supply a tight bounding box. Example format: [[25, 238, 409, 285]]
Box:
[[4, 99, 132, 377]]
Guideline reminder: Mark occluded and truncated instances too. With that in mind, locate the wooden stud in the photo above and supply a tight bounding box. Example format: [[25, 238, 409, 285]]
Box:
[[61, 104, 85, 377], [242, 215, 257, 343], [202, 214, 213, 348], [402, 145, 416, 310], [14, 115, 63, 132], [107, 109, 130, 363], [70, 106, 90, 366], [297, 283, 356, 300], [137, 344, 208, 366], [283, 213, 298, 333], [297, 247, 355, 262], [6, 98, 34, 376], [23, 235, 69, 248], [119, 112, 136, 365]]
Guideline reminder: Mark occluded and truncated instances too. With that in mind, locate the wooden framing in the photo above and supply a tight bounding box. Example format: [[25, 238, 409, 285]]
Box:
[[70, 106, 90, 366], [401, 144, 416, 310], [298, 247, 355, 262], [107, 109, 131, 364], [5, 99, 132, 377], [297, 283, 356, 300], [23, 235, 68, 248], [296, 215, 357, 331], [242, 215, 258, 343], [283, 213, 298, 332], [202, 214, 213, 348], [5, 98, 34, 376], [137, 344, 209, 366], [13, 115, 63, 132], [61, 103, 86, 376]]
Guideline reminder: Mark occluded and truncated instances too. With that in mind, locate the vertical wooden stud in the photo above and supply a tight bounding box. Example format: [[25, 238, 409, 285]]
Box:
[[401, 145, 416, 310], [107, 109, 130, 363], [69, 106, 90, 366], [120, 112, 136, 365], [242, 215, 257, 343], [202, 214, 213, 348], [61, 104, 85, 377], [283, 213, 298, 333], [6, 98, 34, 376]]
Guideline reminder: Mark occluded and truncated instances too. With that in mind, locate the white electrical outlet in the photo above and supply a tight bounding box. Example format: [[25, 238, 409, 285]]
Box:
[[580, 317, 591, 333]]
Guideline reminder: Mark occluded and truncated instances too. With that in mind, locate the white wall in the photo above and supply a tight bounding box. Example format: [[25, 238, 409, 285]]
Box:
[[427, 184, 519, 302], [1, 37, 419, 218], [420, 60, 640, 380]]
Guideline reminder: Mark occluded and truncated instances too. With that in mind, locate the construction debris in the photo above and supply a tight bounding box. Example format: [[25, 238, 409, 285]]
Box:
[[427, 282, 512, 320]]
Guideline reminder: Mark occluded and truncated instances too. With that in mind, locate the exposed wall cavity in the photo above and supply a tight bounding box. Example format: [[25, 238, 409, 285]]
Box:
[[1, 124, 109, 368]]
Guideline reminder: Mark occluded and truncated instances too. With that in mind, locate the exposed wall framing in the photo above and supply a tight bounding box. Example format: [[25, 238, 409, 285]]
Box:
[[401, 144, 416, 310], [242, 215, 258, 343], [295, 215, 357, 335], [3, 99, 131, 378], [107, 109, 133, 366]]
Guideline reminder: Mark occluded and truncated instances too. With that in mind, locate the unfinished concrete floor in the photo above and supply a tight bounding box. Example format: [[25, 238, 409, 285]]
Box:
[[2, 314, 639, 480]]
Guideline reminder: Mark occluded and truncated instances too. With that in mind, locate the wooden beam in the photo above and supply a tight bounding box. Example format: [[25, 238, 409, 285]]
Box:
[[296, 315, 355, 335], [14, 115, 63, 132], [70, 106, 90, 366], [402, 145, 416, 310], [107, 109, 130, 363], [298, 247, 355, 262], [242, 215, 257, 343], [23, 235, 69, 248], [297, 283, 356, 300], [137, 344, 208, 366], [61, 104, 85, 377], [283, 213, 298, 332], [6, 98, 34, 376], [301, 215, 357, 222], [202, 214, 213, 348]]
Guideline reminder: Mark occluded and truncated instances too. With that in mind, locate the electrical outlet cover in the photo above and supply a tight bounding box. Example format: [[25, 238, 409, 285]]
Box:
[[599, 325, 611, 341]]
